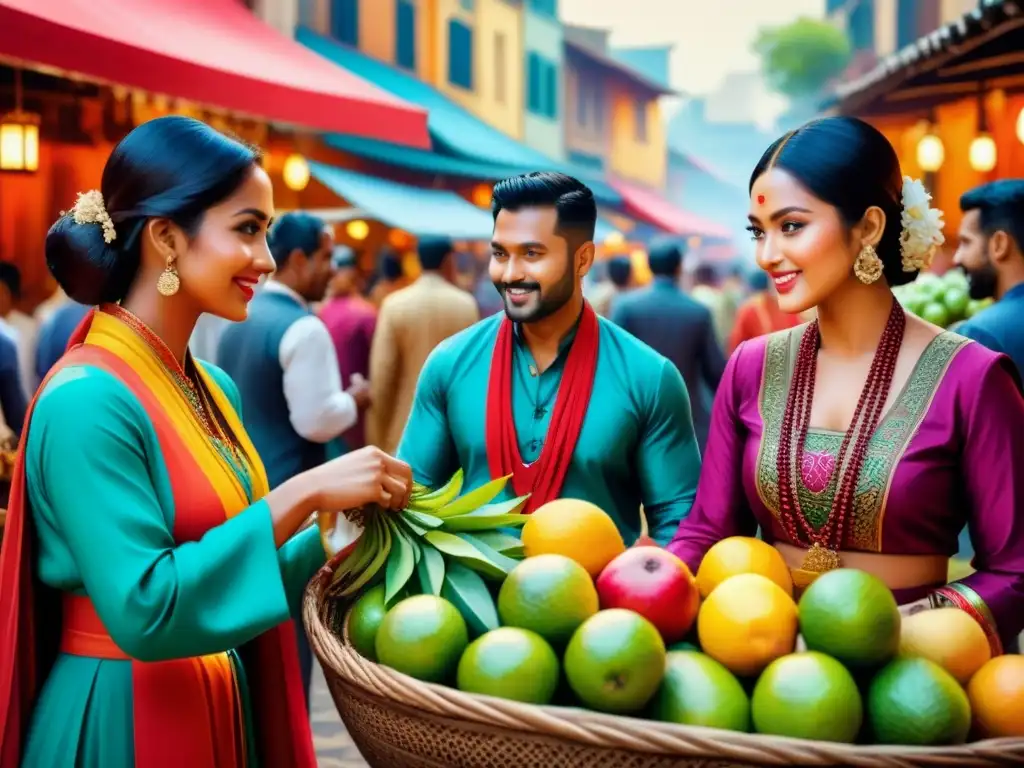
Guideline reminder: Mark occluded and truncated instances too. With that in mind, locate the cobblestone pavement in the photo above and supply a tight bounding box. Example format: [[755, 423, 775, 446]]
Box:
[[311, 664, 369, 767]]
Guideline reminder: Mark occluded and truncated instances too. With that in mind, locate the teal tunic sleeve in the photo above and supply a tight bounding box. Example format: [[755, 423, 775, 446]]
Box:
[[28, 365, 298, 662], [201, 360, 326, 617], [397, 344, 459, 488], [639, 360, 701, 545]]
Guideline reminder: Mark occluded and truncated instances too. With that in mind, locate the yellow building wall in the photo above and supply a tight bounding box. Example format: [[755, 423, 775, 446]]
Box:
[[473, 0, 524, 139], [358, 0, 396, 63], [609, 89, 666, 189], [432, 0, 479, 113]]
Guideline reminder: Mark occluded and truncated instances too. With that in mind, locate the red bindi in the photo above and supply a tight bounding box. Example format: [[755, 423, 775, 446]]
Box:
[[757, 195, 765, 205]]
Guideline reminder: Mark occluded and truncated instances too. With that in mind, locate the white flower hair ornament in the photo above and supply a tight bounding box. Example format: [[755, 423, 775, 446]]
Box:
[[899, 176, 944, 273], [70, 190, 117, 245]]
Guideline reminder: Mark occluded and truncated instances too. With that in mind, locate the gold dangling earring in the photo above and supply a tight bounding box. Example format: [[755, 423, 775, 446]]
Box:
[[853, 244, 883, 284], [156, 256, 181, 297]]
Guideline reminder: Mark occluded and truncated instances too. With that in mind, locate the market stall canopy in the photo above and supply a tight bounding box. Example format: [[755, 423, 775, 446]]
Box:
[[828, 0, 1023, 117], [308, 161, 493, 240], [0, 0, 430, 147], [611, 179, 733, 241], [297, 28, 621, 206]]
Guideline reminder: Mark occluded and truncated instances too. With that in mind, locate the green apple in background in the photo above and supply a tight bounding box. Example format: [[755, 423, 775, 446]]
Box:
[[943, 287, 970, 320], [914, 272, 941, 301], [921, 302, 951, 328]]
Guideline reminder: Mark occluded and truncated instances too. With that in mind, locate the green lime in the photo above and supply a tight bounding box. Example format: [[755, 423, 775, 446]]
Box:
[[651, 651, 750, 731], [752, 652, 862, 742], [349, 584, 388, 661], [798, 569, 900, 669], [943, 286, 970, 320], [497, 554, 599, 647], [375, 595, 468, 683], [921, 301, 951, 328], [868, 657, 971, 746], [564, 609, 666, 714], [456, 627, 560, 704]]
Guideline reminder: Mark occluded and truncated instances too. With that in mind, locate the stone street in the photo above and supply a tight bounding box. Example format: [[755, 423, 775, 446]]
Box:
[[311, 664, 369, 767]]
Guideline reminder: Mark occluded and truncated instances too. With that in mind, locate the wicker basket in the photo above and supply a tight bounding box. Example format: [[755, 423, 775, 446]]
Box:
[[304, 561, 1024, 768]]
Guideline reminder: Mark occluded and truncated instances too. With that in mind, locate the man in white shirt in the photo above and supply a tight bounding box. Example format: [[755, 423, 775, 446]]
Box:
[[216, 212, 370, 704]]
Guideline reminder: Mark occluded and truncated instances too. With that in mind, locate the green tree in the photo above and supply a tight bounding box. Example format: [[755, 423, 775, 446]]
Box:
[[754, 17, 852, 99]]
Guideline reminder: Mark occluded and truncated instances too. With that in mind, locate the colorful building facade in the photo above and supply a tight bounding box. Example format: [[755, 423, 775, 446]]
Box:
[[564, 25, 672, 189], [522, 0, 566, 160]]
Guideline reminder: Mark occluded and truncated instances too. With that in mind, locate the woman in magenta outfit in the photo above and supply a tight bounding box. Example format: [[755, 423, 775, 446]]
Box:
[[667, 116, 1024, 656]]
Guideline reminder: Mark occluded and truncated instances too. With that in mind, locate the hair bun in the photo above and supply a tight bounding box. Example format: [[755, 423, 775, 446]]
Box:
[[45, 213, 138, 305]]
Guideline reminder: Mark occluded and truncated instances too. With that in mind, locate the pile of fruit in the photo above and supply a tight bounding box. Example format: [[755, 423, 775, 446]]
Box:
[[893, 270, 992, 329], [341, 495, 1024, 747]]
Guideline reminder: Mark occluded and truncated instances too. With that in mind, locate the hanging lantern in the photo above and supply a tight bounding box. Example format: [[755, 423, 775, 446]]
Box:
[[346, 219, 370, 241], [916, 133, 945, 172], [969, 134, 997, 173], [0, 110, 40, 173], [282, 153, 310, 192], [0, 70, 40, 174], [1017, 107, 1024, 145]]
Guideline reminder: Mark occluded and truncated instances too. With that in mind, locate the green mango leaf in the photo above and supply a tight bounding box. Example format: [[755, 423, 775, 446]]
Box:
[[457, 495, 529, 518], [455, 533, 522, 574], [340, 516, 392, 597], [403, 509, 445, 530], [440, 513, 528, 533], [423, 530, 510, 580], [433, 474, 513, 518], [471, 530, 525, 557], [442, 561, 499, 636], [408, 468, 464, 511], [384, 521, 416, 605], [416, 543, 445, 595]]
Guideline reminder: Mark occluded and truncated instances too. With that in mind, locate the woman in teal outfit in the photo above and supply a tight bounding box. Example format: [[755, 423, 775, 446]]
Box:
[[0, 116, 411, 768]]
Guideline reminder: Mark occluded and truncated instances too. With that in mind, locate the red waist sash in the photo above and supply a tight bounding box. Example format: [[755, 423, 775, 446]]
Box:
[[60, 594, 130, 660], [59, 592, 246, 766]]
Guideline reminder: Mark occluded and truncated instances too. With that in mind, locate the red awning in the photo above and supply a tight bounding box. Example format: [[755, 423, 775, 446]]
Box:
[[0, 0, 430, 148], [612, 178, 733, 241]]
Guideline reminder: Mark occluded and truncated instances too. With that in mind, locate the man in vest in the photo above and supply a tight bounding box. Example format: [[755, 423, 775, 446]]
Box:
[[218, 212, 370, 705]]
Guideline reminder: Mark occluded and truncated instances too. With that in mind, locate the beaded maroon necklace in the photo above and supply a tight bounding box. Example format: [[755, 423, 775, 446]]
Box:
[[776, 296, 905, 575]]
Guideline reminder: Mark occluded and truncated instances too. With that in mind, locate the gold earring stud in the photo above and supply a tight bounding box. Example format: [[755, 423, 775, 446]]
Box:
[[853, 244, 883, 284], [156, 257, 180, 297]]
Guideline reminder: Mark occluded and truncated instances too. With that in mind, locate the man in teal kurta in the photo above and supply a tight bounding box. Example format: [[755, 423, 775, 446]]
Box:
[[397, 172, 701, 544]]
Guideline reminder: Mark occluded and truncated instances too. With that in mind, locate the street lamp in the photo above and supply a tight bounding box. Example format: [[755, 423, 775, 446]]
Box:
[[0, 70, 40, 173]]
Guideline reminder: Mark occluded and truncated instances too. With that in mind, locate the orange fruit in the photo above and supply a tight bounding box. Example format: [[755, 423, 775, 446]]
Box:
[[521, 498, 625, 577], [968, 655, 1024, 738], [695, 536, 793, 599], [697, 573, 798, 677], [899, 608, 991, 684]]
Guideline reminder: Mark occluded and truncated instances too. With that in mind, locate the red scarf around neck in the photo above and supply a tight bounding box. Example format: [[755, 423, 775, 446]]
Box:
[[485, 302, 600, 513]]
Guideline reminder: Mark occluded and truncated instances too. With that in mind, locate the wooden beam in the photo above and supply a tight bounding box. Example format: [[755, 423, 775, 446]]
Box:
[[937, 51, 1024, 79]]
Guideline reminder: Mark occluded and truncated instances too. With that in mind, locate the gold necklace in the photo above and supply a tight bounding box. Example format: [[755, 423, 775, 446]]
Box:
[[103, 304, 253, 498]]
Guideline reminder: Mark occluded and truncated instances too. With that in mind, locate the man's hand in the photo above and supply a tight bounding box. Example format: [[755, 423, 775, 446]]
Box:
[[347, 373, 371, 410]]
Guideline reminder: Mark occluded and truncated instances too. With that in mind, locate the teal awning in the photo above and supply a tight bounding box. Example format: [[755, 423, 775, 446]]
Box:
[[309, 161, 493, 240], [298, 28, 621, 206]]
